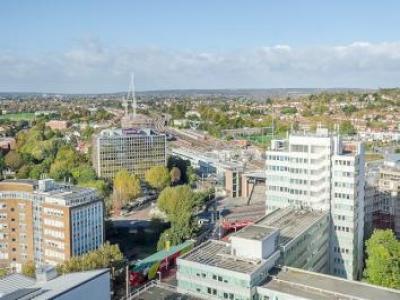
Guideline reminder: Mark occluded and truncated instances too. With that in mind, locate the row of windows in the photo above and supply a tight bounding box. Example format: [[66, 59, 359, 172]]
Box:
[[44, 229, 64, 239], [333, 267, 347, 276], [333, 246, 350, 254], [45, 249, 65, 260], [334, 193, 352, 200], [334, 214, 347, 221], [45, 239, 65, 250], [268, 186, 308, 196], [334, 171, 354, 177], [44, 219, 64, 228], [334, 181, 354, 188], [333, 257, 346, 264], [334, 225, 350, 233], [195, 272, 229, 283], [43, 207, 64, 217], [333, 203, 355, 211], [267, 154, 309, 164], [334, 160, 353, 166]]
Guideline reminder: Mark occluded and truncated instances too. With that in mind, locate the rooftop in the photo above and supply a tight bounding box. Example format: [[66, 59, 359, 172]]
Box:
[[260, 267, 400, 300], [33, 269, 109, 300], [132, 240, 195, 272], [98, 127, 163, 137], [130, 283, 200, 300], [255, 208, 328, 246], [179, 240, 263, 274], [0, 269, 109, 300], [0, 274, 35, 298], [0, 179, 99, 206], [231, 225, 276, 241]]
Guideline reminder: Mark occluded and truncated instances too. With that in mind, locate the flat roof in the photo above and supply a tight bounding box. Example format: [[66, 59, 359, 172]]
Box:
[[0, 269, 109, 300], [179, 240, 263, 274], [0, 274, 35, 297], [33, 269, 109, 299], [231, 225, 276, 241], [256, 208, 328, 246], [0, 179, 98, 206], [260, 267, 400, 300], [131, 284, 200, 300]]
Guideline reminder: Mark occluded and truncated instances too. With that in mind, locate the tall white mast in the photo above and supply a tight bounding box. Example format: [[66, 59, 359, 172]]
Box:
[[127, 72, 137, 117]]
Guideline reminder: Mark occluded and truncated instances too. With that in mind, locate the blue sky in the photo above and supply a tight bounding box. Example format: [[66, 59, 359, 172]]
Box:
[[1, 1, 400, 92]]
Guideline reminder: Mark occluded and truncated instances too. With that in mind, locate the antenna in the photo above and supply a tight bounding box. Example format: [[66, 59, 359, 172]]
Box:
[[127, 72, 137, 117], [122, 96, 128, 115]]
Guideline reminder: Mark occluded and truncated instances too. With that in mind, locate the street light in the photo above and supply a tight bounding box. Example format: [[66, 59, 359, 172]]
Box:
[[157, 271, 162, 282]]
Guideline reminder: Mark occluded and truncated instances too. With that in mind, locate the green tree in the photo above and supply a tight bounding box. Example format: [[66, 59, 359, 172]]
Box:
[[49, 146, 80, 180], [29, 164, 48, 179], [16, 164, 32, 179], [71, 165, 97, 184], [156, 185, 198, 249], [21, 261, 36, 278], [4, 151, 24, 171], [342, 104, 357, 116], [186, 166, 198, 186], [363, 229, 400, 289], [281, 107, 297, 114], [113, 169, 141, 213], [145, 165, 170, 190], [58, 242, 124, 274], [340, 120, 357, 135]]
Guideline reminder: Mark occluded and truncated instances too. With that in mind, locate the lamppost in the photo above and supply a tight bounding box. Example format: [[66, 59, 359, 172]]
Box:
[[157, 271, 162, 282]]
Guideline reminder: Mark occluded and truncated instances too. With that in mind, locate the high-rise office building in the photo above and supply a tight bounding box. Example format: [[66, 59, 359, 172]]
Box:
[[92, 128, 166, 180], [265, 128, 365, 280], [0, 179, 104, 271], [374, 158, 400, 238]]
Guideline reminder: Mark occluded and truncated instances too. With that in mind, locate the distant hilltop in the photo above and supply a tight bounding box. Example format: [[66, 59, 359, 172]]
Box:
[[0, 87, 376, 100]]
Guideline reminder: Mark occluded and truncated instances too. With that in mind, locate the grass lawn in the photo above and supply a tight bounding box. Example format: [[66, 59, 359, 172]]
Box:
[[248, 134, 273, 146], [365, 153, 384, 161], [0, 112, 35, 121]]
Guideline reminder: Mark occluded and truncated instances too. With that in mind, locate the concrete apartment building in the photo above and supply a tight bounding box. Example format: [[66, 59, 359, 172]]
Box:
[[176, 208, 330, 300], [152, 208, 400, 300], [133, 266, 400, 300], [92, 128, 166, 180], [265, 128, 365, 280], [0, 179, 104, 271], [371, 156, 400, 238]]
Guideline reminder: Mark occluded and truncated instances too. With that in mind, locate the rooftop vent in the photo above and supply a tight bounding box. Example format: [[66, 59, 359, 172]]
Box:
[[38, 179, 55, 192], [35, 265, 58, 282]]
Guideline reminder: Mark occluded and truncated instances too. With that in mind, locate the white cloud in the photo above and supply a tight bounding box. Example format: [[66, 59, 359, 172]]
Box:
[[1, 41, 400, 93]]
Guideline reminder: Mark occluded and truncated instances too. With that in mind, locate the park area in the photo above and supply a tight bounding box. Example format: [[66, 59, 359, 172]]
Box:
[[0, 112, 35, 121]]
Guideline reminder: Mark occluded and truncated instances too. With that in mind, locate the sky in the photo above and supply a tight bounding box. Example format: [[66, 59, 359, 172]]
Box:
[[1, 1, 400, 93]]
